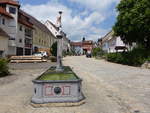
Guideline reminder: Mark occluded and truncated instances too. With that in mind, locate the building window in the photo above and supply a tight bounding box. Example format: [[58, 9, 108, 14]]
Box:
[[2, 18, 5, 25], [20, 25, 22, 31], [19, 39, 22, 43], [25, 28, 32, 37], [9, 7, 16, 14], [9, 37, 15, 40]]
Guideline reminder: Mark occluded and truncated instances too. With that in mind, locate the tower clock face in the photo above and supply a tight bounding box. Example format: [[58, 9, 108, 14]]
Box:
[[54, 87, 61, 95]]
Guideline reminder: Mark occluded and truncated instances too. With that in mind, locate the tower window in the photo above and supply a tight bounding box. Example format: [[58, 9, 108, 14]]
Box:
[[9, 7, 16, 14]]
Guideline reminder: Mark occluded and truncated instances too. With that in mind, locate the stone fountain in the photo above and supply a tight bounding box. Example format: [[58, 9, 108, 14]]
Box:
[[31, 11, 85, 107]]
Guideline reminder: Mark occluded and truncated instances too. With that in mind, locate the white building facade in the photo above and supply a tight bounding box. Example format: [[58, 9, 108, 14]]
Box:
[[0, 0, 34, 56], [0, 1, 19, 56], [101, 30, 127, 53], [45, 20, 70, 52]]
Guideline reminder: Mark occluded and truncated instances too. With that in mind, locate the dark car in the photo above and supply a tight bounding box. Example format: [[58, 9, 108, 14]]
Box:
[[86, 51, 92, 58]]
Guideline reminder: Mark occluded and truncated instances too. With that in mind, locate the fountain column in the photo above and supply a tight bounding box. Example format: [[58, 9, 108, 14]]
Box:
[[56, 11, 63, 72]]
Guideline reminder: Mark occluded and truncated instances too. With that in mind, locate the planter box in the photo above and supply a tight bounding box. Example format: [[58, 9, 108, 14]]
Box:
[[31, 66, 85, 104]]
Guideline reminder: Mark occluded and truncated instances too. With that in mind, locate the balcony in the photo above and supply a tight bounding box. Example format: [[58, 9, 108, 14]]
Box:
[[25, 38, 32, 48], [25, 44, 32, 48], [25, 29, 33, 38]]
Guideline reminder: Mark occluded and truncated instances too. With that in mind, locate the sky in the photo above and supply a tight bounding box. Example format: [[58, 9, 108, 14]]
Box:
[[19, 0, 120, 42]]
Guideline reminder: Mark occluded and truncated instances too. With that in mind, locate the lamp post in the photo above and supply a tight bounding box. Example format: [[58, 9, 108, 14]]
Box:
[[56, 11, 63, 72]]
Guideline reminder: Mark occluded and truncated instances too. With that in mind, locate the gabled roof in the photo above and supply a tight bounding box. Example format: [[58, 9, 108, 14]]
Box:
[[18, 10, 33, 29], [82, 40, 93, 44], [0, 0, 20, 7], [46, 20, 70, 41], [46, 20, 59, 31], [19, 10, 55, 37], [0, 7, 13, 18], [101, 30, 114, 42], [0, 28, 9, 37], [71, 40, 93, 47], [71, 42, 82, 46], [18, 19, 33, 29]]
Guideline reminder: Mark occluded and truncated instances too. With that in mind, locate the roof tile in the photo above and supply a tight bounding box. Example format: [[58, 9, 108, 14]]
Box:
[[0, 0, 20, 6], [0, 7, 13, 18]]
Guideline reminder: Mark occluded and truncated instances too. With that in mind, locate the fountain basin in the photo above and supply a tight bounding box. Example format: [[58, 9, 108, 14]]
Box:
[[31, 66, 85, 105]]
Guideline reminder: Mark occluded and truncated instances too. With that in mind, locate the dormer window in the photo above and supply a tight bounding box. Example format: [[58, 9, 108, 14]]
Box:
[[9, 7, 16, 14]]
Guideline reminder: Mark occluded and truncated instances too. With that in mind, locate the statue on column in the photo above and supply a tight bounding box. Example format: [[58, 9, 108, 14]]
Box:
[[56, 11, 62, 32]]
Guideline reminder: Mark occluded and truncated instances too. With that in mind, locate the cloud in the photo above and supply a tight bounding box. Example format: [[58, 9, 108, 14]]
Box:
[[21, 0, 117, 41], [22, 2, 71, 23], [70, 0, 120, 12]]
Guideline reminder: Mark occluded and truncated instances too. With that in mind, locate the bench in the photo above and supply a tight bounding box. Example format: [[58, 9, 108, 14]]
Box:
[[10, 56, 47, 63]]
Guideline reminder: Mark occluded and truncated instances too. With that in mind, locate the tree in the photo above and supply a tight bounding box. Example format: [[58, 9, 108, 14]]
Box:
[[0, 59, 9, 77], [51, 42, 57, 57], [92, 47, 104, 57], [113, 0, 150, 49]]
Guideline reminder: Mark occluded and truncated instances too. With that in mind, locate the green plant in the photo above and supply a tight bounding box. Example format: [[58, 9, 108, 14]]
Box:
[[147, 57, 150, 62], [92, 48, 104, 57], [62, 50, 67, 57], [0, 59, 9, 77], [65, 49, 76, 56], [50, 42, 57, 57], [113, 0, 150, 49], [106, 47, 150, 66], [50, 56, 57, 62]]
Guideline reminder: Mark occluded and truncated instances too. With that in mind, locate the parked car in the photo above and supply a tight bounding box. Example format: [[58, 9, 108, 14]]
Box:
[[40, 51, 48, 57], [33, 52, 43, 57], [34, 51, 48, 58], [86, 51, 92, 58]]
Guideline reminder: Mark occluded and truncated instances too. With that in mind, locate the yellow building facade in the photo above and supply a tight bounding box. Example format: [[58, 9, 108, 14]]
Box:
[[32, 25, 56, 55], [25, 13, 56, 55]]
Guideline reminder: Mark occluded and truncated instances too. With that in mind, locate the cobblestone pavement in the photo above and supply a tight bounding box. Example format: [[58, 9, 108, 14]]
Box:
[[0, 56, 150, 113]]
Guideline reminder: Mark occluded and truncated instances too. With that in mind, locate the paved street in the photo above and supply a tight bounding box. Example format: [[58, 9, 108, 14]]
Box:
[[0, 56, 150, 113], [63, 56, 150, 113]]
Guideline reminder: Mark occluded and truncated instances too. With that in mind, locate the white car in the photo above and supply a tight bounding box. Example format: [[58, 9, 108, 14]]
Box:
[[33, 52, 43, 57], [34, 51, 48, 57]]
